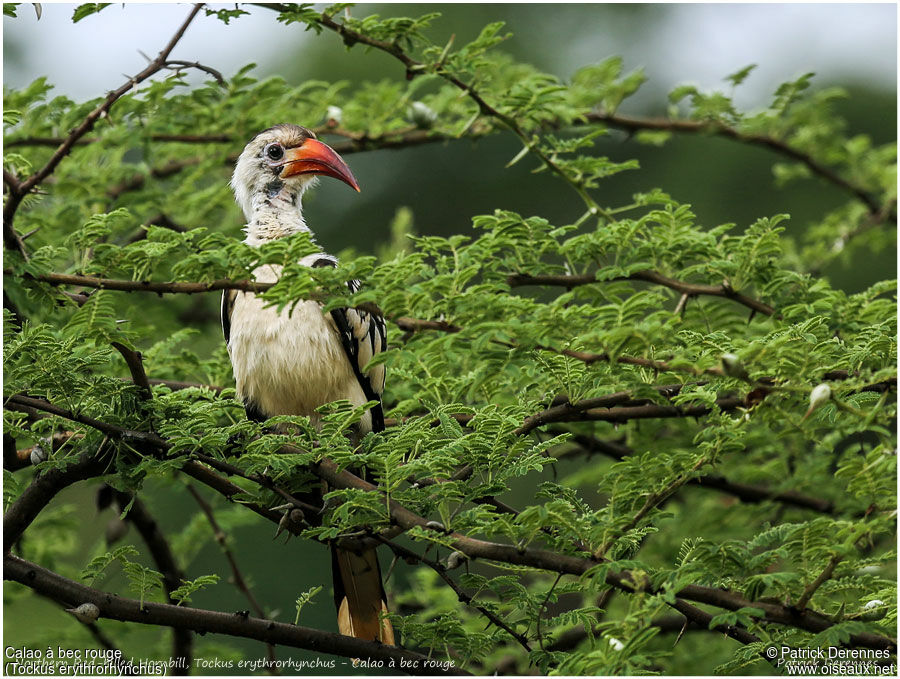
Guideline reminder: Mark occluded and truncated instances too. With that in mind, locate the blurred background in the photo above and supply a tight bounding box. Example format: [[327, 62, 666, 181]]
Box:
[[4, 3, 897, 674]]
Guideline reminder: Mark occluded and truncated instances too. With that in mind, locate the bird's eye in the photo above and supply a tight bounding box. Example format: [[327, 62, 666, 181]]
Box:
[[265, 144, 284, 161]]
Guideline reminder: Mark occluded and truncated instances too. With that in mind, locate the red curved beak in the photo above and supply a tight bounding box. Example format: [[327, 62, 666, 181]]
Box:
[[280, 138, 360, 192]]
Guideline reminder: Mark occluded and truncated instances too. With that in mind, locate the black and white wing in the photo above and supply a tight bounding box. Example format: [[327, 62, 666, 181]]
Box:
[[312, 258, 387, 432], [221, 289, 237, 345]]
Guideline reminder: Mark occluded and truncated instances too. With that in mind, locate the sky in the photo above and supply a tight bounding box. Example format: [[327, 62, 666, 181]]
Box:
[[3, 3, 897, 111]]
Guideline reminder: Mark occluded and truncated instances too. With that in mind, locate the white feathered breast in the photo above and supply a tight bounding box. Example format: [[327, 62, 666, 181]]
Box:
[[226, 256, 377, 430]]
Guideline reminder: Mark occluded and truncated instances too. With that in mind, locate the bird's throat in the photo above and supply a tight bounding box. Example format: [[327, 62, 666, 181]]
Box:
[[265, 179, 288, 199], [244, 182, 308, 245]]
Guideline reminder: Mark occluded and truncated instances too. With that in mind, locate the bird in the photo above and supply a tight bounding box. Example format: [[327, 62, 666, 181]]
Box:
[[222, 123, 393, 644]]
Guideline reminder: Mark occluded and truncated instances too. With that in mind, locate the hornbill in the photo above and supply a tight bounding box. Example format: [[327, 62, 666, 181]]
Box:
[[222, 124, 393, 644]]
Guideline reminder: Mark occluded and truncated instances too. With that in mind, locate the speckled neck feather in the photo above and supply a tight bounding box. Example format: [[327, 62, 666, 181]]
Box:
[[242, 182, 310, 246]]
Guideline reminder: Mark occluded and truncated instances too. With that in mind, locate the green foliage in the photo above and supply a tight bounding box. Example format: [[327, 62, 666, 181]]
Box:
[[170, 574, 221, 605], [121, 559, 165, 609], [81, 545, 141, 585], [71, 3, 111, 23], [203, 7, 248, 25], [293, 585, 323, 625], [2, 4, 895, 676]]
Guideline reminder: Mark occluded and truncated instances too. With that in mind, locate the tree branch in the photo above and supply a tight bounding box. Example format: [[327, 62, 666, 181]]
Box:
[[10, 61, 887, 239], [507, 270, 776, 317], [163, 59, 226, 85], [666, 598, 767, 658], [102, 129, 443, 201], [5, 393, 895, 652], [795, 554, 843, 611], [3, 169, 22, 192], [29, 268, 893, 392], [311, 457, 896, 652], [17, 270, 272, 295], [557, 431, 836, 515], [12, 101, 891, 231], [516, 393, 747, 436], [5, 134, 233, 148], [586, 111, 891, 221], [690, 474, 835, 514], [4, 554, 469, 675], [111, 342, 153, 401], [3, 444, 113, 553], [5, 123, 420, 151], [3, 4, 204, 233], [107, 157, 207, 200], [7, 269, 737, 378]]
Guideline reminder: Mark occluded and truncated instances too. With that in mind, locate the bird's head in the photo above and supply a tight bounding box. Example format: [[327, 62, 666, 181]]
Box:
[[231, 123, 359, 221]]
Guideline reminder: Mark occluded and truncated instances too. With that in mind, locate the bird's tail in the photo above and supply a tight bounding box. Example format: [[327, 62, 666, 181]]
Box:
[[331, 545, 395, 644]]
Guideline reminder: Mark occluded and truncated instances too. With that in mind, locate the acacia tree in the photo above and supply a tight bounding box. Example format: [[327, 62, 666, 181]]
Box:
[[3, 4, 896, 675]]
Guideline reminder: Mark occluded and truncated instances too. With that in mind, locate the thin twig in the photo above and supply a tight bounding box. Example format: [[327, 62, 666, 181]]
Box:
[[186, 484, 279, 673], [585, 111, 890, 220], [666, 598, 767, 659], [111, 342, 153, 401], [795, 554, 842, 610], [308, 7, 605, 217], [807, 197, 898, 275], [555, 431, 836, 515], [374, 535, 533, 653], [507, 270, 776, 317], [593, 455, 710, 559], [163, 59, 226, 85], [535, 573, 563, 651]]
